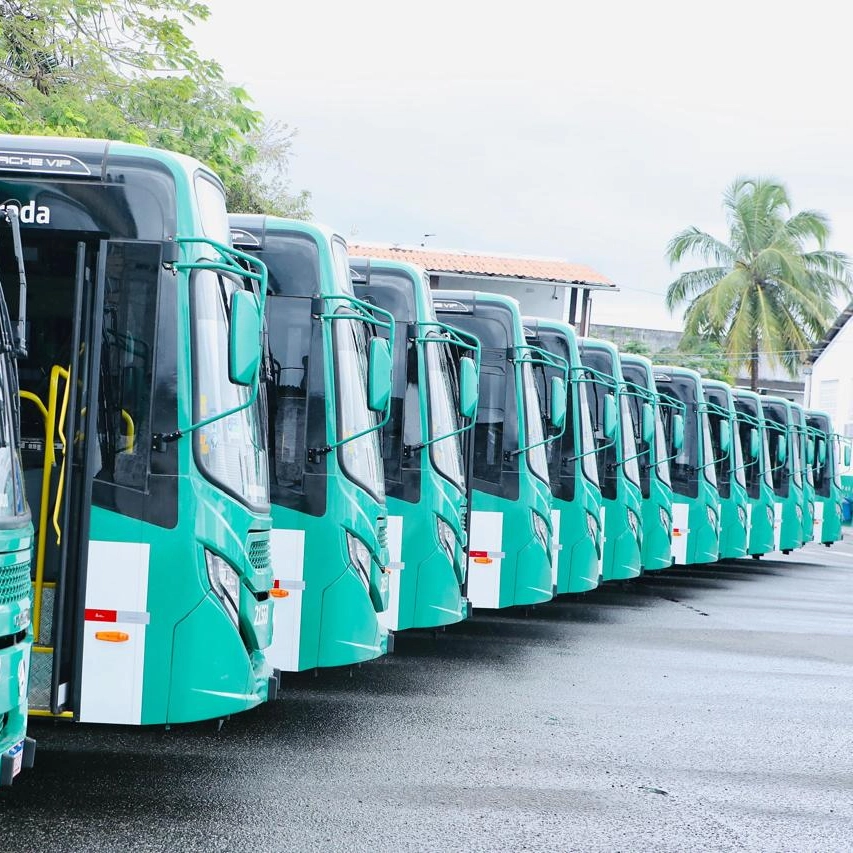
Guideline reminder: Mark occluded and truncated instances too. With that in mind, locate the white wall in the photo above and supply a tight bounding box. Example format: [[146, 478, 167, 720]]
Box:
[[807, 316, 853, 474], [433, 275, 569, 324]]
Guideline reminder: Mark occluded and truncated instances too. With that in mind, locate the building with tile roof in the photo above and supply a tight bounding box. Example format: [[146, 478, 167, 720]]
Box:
[[347, 242, 616, 334]]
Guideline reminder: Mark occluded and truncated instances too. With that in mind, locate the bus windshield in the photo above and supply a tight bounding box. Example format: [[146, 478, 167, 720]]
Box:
[[790, 409, 804, 488], [578, 380, 599, 486], [620, 392, 641, 488], [762, 402, 789, 498], [331, 242, 385, 502], [522, 360, 549, 485], [192, 270, 269, 510], [702, 412, 717, 487], [704, 391, 731, 498], [333, 310, 385, 503], [656, 374, 699, 499], [579, 347, 617, 500], [808, 415, 833, 498], [426, 335, 466, 492], [654, 407, 671, 487], [620, 367, 650, 498]]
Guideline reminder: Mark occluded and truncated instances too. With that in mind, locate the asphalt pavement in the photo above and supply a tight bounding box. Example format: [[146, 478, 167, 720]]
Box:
[[2, 540, 852, 852]]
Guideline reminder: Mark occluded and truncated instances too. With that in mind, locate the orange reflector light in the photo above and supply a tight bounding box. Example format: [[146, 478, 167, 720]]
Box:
[[270, 588, 289, 598], [473, 557, 492, 564], [95, 631, 129, 643]]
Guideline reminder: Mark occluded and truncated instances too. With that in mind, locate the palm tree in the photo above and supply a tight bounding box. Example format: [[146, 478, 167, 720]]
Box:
[[665, 177, 852, 390]]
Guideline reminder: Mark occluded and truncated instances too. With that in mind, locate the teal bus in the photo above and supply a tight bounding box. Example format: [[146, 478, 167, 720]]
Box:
[[760, 396, 804, 554], [791, 402, 815, 544], [523, 318, 603, 594], [434, 292, 565, 609], [654, 366, 720, 565], [0, 207, 35, 783], [230, 215, 394, 670], [702, 380, 749, 560], [577, 338, 643, 580], [351, 258, 479, 631], [620, 354, 675, 571], [806, 409, 846, 546], [1, 135, 275, 725], [732, 389, 777, 557]]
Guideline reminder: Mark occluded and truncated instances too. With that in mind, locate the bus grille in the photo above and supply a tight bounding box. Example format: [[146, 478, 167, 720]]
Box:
[[377, 517, 387, 549], [0, 560, 30, 607], [247, 535, 271, 573]]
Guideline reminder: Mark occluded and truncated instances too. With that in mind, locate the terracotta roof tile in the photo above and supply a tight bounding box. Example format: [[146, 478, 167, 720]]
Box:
[[347, 243, 614, 288]]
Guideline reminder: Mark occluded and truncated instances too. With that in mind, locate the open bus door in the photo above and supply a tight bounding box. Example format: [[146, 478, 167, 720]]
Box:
[[22, 239, 162, 720]]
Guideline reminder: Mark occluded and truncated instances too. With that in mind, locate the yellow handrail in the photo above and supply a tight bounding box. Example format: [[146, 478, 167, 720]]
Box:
[[121, 409, 135, 454], [24, 365, 69, 641], [52, 367, 71, 543], [19, 391, 49, 429]]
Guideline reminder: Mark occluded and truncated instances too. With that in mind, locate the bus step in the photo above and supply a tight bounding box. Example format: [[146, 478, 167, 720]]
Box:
[[35, 584, 55, 646], [28, 647, 54, 712]]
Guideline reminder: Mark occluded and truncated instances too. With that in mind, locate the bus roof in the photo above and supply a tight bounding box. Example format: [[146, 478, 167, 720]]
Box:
[[228, 213, 339, 250], [0, 134, 222, 189]]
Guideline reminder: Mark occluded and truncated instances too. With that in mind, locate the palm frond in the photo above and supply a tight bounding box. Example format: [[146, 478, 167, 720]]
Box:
[[665, 228, 736, 267], [664, 266, 729, 311], [783, 209, 831, 249], [801, 250, 853, 294]]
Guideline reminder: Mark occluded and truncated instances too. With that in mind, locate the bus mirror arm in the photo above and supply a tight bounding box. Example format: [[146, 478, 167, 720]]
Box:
[[563, 436, 617, 464]]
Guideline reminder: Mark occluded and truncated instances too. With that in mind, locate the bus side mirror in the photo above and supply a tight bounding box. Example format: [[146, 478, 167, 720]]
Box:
[[229, 289, 262, 386], [458, 356, 479, 420], [603, 394, 617, 440], [672, 413, 684, 451], [367, 337, 392, 412], [777, 434, 787, 464], [806, 438, 815, 466], [641, 402, 654, 445], [817, 438, 826, 465], [719, 419, 731, 454], [749, 428, 759, 459], [550, 376, 566, 429], [845, 444, 851, 467]]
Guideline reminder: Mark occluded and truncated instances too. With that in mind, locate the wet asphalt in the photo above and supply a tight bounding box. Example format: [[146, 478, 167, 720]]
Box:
[[2, 541, 852, 853]]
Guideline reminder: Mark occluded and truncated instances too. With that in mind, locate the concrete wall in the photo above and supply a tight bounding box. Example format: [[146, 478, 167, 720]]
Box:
[[589, 323, 805, 402]]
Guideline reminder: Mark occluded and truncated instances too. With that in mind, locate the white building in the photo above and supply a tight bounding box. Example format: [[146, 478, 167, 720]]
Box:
[[805, 301, 853, 441], [347, 243, 616, 334]]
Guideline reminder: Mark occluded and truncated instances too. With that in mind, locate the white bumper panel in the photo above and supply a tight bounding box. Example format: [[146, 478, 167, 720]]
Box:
[[467, 510, 503, 609], [671, 502, 690, 565], [80, 540, 150, 724], [269, 528, 306, 672], [550, 508, 561, 587], [378, 515, 404, 631]]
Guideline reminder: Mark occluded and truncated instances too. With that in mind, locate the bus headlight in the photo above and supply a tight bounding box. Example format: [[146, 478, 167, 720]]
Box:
[[795, 504, 803, 523], [706, 505, 717, 531], [658, 506, 670, 533], [585, 511, 598, 541], [346, 532, 372, 588], [626, 509, 641, 545], [767, 505, 775, 526], [737, 505, 747, 528], [205, 550, 240, 627], [531, 511, 549, 550], [436, 517, 457, 562]]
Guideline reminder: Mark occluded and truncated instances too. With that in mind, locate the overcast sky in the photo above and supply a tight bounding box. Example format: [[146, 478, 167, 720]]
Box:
[[194, 0, 853, 330]]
